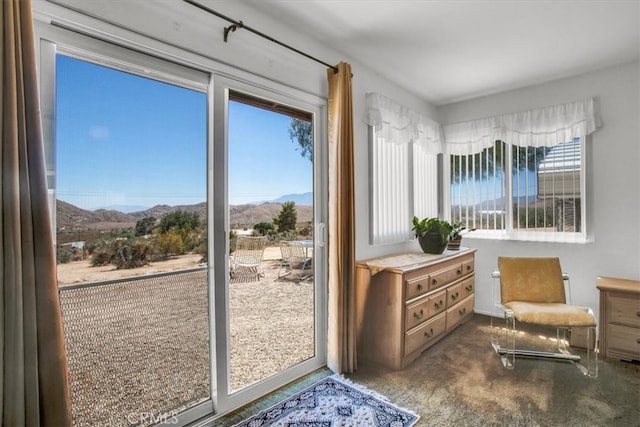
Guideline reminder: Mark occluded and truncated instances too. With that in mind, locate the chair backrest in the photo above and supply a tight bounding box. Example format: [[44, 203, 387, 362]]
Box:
[[233, 236, 267, 266], [497, 257, 566, 304], [280, 241, 308, 263]]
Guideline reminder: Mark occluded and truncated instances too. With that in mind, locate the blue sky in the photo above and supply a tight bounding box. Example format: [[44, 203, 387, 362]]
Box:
[[56, 55, 312, 211]]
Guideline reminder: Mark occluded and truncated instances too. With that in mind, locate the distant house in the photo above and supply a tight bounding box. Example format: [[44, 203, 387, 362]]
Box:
[[537, 139, 581, 231]]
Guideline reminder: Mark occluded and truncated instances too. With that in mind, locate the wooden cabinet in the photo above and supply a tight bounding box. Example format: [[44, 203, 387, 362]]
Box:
[[355, 249, 476, 369], [596, 276, 640, 361]]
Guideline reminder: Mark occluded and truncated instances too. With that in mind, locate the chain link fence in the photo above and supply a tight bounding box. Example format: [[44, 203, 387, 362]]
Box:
[[59, 268, 210, 426]]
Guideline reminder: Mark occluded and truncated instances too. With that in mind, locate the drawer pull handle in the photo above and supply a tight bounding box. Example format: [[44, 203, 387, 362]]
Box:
[[451, 292, 459, 301], [459, 307, 467, 315], [432, 279, 438, 286], [637, 338, 640, 344], [466, 265, 472, 271], [636, 311, 640, 317], [413, 309, 424, 320], [424, 328, 434, 338], [465, 285, 473, 292], [457, 269, 462, 275], [417, 284, 423, 291], [434, 300, 443, 309]]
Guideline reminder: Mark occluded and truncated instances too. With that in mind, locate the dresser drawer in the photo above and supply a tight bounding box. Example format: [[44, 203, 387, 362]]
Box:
[[607, 295, 640, 328], [405, 273, 430, 300], [404, 312, 447, 356], [462, 258, 475, 276], [446, 294, 474, 331], [606, 324, 640, 358], [446, 277, 474, 308], [404, 289, 447, 330], [429, 264, 463, 291]]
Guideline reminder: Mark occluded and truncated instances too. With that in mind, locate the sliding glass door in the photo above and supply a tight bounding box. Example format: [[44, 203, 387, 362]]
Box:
[[212, 77, 327, 412], [37, 22, 326, 425]]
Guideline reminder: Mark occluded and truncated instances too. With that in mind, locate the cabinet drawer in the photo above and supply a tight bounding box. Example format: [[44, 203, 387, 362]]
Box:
[[460, 277, 474, 298], [607, 323, 640, 359], [404, 312, 446, 356], [430, 264, 463, 291], [607, 295, 640, 328], [462, 258, 475, 276], [446, 278, 474, 308], [446, 294, 474, 331], [405, 274, 430, 300], [404, 289, 447, 330]]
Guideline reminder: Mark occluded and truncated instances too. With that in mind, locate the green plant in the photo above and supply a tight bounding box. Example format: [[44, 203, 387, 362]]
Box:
[[411, 216, 453, 242], [449, 222, 475, 240], [273, 201, 298, 233]]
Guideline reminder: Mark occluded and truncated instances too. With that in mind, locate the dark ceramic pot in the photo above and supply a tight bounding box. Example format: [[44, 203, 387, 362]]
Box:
[[418, 232, 447, 254]]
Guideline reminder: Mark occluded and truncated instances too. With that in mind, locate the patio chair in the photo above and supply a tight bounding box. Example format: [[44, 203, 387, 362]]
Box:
[[230, 236, 267, 282], [278, 241, 312, 279], [491, 257, 598, 377]]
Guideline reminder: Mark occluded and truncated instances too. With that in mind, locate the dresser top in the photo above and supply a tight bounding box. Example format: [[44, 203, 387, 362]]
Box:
[[596, 276, 640, 294], [356, 248, 475, 275]]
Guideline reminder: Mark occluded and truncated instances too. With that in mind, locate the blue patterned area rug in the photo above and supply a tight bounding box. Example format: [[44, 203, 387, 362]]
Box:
[[233, 375, 419, 426]]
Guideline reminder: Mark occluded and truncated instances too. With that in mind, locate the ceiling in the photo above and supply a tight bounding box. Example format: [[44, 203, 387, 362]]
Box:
[[246, 0, 640, 106]]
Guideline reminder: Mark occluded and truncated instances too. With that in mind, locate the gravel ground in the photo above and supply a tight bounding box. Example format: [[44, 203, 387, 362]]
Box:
[[59, 255, 314, 426]]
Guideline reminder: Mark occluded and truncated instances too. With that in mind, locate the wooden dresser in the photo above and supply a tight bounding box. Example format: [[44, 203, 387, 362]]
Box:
[[355, 249, 476, 369], [596, 276, 640, 361]]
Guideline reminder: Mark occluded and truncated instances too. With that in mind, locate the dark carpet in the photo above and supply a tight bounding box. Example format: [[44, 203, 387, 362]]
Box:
[[212, 314, 639, 426], [346, 314, 640, 426]]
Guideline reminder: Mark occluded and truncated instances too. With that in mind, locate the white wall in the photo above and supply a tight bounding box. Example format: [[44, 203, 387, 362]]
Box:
[[437, 61, 640, 319]]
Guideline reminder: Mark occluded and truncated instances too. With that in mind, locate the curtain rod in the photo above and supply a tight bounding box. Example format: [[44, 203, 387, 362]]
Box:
[[183, 0, 339, 73]]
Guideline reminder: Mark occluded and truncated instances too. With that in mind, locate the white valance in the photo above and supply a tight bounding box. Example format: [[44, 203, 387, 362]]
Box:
[[364, 92, 443, 153], [443, 98, 600, 155]]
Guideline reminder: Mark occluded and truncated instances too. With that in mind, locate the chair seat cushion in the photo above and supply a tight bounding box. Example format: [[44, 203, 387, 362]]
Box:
[[505, 302, 596, 326]]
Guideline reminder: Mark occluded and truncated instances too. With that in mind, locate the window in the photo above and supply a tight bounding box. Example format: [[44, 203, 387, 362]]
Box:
[[449, 138, 586, 242], [365, 92, 442, 245], [444, 99, 597, 243]]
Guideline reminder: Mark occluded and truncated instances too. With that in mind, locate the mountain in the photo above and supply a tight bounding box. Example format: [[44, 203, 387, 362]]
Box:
[[94, 204, 150, 213], [56, 200, 312, 230], [256, 192, 312, 206]]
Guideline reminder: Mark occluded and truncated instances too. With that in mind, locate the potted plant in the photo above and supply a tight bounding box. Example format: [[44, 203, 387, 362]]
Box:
[[411, 216, 453, 254], [447, 222, 474, 250]]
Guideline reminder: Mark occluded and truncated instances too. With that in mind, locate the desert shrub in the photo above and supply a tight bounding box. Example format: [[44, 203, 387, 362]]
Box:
[[298, 222, 312, 237], [111, 239, 151, 269], [155, 229, 185, 257], [135, 216, 156, 236], [253, 222, 275, 236], [90, 245, 113, 267], [195, 234, 208, 263], [158, 211, 200, 234], [57, 250, 71, 264]]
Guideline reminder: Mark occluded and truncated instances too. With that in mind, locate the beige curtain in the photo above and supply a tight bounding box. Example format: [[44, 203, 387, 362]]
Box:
[[326, 62, 357, 373], [1, 0, 72, 425]]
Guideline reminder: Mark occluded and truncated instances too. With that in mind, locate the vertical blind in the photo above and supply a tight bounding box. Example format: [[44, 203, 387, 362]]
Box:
[[364, 92, 442, 245]]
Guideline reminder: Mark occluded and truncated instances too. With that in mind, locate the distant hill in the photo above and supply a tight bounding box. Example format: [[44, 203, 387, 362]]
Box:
[[256, 192, 312, 206], [56, 199, 312, 231]]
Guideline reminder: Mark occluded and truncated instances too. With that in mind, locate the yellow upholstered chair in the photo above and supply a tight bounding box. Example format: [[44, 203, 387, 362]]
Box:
[[491, 257, 598, 377]]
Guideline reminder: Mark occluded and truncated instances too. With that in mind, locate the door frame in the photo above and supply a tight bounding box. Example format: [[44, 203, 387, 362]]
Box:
[[211, 74, 327, 415]]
